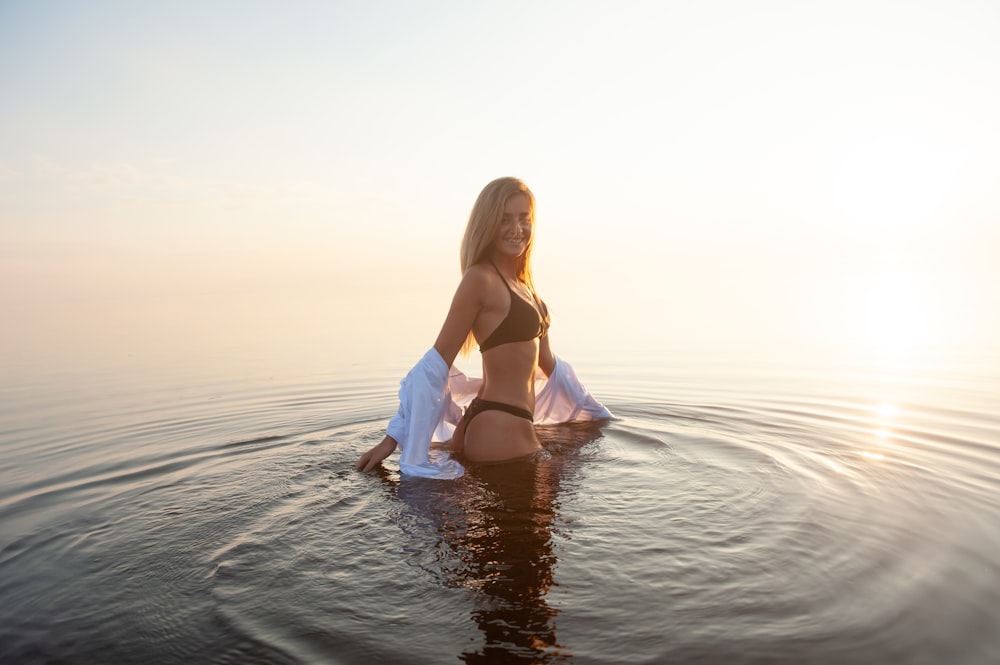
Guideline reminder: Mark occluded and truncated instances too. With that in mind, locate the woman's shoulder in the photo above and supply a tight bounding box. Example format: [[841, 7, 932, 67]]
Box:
[[461, 262, 500, 285], [456, 262, 503, 301]]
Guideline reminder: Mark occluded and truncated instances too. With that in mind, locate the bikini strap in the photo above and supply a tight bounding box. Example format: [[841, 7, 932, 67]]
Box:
[[490, 261, 544, 309], [489, 261, 514, 292]]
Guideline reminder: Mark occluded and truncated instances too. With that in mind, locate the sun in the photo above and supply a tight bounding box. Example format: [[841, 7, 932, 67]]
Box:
[[847, 269, 936, 363], [822, 125, 963, 366], [825, 126, 962, 237]]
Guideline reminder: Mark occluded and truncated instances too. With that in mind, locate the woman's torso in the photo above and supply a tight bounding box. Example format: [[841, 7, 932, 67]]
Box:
[[454, 263, 549, 462]]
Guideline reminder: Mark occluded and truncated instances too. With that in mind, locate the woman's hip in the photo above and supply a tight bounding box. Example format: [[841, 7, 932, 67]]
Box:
[[455, 399, 540, 462]]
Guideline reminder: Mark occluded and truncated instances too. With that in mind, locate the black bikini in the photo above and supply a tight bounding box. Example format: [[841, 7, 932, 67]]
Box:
[[478, 263, 550, 353], [461, 263, 550, 434], [461, 397, 533, 433]]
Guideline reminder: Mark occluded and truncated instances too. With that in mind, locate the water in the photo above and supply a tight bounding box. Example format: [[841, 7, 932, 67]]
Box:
[[2, 348, 999, 664]]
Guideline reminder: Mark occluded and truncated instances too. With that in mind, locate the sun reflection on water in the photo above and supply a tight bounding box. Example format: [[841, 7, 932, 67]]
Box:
[[862, 401, 899, 462]]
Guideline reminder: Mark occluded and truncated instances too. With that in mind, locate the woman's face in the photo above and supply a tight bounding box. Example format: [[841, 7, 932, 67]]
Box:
[[492, 193, 532, 260]]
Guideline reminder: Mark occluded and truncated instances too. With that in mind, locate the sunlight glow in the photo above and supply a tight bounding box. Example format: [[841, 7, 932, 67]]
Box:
[[874, 402, 897, 420], [819, 456, 846, 476], [847, 270, 937, 363], [827, 128, 963, 235], [871, 402, 896, 445]]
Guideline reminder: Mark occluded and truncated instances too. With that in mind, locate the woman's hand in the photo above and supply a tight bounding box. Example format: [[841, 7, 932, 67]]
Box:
[[356, 435, 398, 472]]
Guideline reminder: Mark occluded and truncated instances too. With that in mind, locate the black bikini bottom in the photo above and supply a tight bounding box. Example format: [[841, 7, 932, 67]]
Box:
[[461, 397, 533, 434]]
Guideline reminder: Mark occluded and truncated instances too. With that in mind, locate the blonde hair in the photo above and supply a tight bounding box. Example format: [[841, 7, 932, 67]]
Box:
[[459, 177, 537, 355]]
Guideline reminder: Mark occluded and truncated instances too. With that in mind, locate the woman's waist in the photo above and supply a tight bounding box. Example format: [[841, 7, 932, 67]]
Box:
[[475, 387, 535, 414], [481, 343, 539, 373], [480, 358, 537, 401]]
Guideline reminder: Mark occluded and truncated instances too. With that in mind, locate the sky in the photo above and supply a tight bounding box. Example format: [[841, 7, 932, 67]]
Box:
[[2, 0, 999, 374]]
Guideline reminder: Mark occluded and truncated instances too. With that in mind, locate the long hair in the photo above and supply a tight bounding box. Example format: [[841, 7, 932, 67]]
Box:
[[459, 177, 537, 355]]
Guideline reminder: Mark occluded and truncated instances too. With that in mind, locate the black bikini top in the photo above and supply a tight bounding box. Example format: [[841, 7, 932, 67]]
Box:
[[479, 263, 550, 352]]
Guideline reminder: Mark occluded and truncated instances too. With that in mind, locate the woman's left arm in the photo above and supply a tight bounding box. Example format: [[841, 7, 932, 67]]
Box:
[[538, 333, 556, 377]]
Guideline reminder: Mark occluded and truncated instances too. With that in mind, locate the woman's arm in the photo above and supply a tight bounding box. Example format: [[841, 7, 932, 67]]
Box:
[[356, 267, 488, 472], [538, 332, 556, 377], [432, 265, 489, 367]]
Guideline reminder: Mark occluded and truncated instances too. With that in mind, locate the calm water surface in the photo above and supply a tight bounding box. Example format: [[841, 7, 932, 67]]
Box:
[[2, 348, 999, 664]]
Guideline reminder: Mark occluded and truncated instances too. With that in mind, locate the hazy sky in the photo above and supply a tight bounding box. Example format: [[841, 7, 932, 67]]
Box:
[[2, 0, 999, 371]]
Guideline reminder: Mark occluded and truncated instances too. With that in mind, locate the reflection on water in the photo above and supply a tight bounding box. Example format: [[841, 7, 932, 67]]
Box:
[[457, 459, 564, 663], [394, 424, 604, 663]]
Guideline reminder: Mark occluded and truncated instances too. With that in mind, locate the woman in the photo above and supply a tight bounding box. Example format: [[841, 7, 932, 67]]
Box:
[[356, 177, 609, 475]]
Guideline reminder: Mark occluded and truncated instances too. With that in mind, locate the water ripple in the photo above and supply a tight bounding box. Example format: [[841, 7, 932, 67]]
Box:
[[1, 364, 998, 664]]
